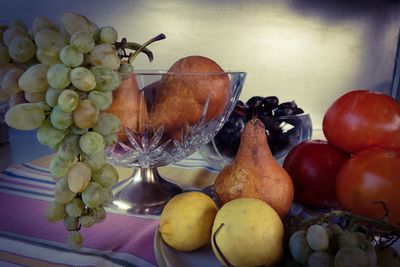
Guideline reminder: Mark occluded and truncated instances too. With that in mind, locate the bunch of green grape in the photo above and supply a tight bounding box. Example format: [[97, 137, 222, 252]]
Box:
[[0, 13, 132, 249], [288, 223, 400, 267]]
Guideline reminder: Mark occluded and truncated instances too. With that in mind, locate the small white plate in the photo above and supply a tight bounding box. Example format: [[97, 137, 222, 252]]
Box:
[[153, 228, 220, 267]]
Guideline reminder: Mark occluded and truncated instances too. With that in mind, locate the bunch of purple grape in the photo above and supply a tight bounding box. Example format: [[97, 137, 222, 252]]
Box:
[[213, 96, 305, 159]]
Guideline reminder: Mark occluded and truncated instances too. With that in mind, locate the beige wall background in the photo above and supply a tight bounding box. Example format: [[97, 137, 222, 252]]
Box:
[[0, 0, 399, 134]]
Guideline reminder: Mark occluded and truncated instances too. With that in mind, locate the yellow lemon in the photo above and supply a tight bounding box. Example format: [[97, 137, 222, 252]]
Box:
[[211, 198, 284, 267], [159, 191, 218, 251]]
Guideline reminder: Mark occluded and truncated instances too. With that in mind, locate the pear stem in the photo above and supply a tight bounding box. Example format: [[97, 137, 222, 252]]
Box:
[[251, 100, 263, 124], [212, 223, 234, 267]]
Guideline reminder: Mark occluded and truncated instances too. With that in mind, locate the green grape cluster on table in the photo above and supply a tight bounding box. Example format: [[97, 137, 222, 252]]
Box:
[[287, 222, 400, 267], [0, 13, 148, 249]]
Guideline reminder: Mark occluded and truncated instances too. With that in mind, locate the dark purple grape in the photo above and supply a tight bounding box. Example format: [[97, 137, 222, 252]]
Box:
[[274, 101, 299, 116], [263, 96, 279, 110], [274, 106, 296, 116], [254, 98, 275, 117], [246, 96, 263, 108], [233, 102, 249, 118], [214, 106, 247, 158], [212, 95, 305, 160]]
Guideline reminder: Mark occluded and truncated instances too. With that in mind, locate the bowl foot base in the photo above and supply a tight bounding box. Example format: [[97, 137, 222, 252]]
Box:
[[108, 167, 182, 216]]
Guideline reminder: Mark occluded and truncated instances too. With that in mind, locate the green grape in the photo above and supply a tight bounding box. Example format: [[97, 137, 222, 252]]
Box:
[[46, 63, 71, 90], [80, 212, 96, 228], [87, 43, 120, 70], [83, 150, 105, 172], [45, 87, 62, 107], [59, 12, 95, 37], [63, 216, 79, 231], [71, 124, 89, 135], [324, 226, 339, 254], [3, 27, 27, 46], [355, 232, 369, 250], [82, 182, 104, 208], [91, 65, 120, 92], [308, 251, 334, 267], [338, 230, 359, 249], [37, 119, 66, 147], [70, 67, 96, 91], [1, 67, 24, 95], [335, 247, 369, 267], [73, 100, 100, 130], [18, 64, 49, 93], [50, 105, 73, 130], [95, 206, 106, 223], [101, 187, 113, 206], [88, 90, 112, 110], [5, 102, 45, 130], [79, 131, 105, 154], [289, 230, 314, 264], [66, 197, 84, 217], [70, 31, 94, 53], [103, 133, 118, 145], [118, 62, 133, 73], [36, 45, 62, 65], [306, 224, 330, 252], [66, 231, 83, 250], [92, 113, 121, 136], [45, 200, 67, 222], [67, 162, 91, 193], [326, 223, 343, 236], [60, 45, 83, 67], [49, 155, 71, 178], [34, 29, 66, 48], [9, 19, 28, 32], [90, 21, 100, 42], [32, 16, 58, 34], [99, 26, 118, 44], [92, 163, 118, 188], [58, 134, 80, 161], [0, 45, 10, 66], [24, 91, 47, 103], [34, 102, 52, 112], [54, 177, 76, 204], [58, 89, 79, 112], [8, 36, 35, 63]]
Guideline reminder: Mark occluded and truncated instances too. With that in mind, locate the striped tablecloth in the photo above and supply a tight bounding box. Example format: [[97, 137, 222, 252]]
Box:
[[0, 152, 218, 267]]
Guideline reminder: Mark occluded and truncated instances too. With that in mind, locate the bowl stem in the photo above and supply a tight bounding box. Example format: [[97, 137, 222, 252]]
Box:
[[109, 167, 182, 215]]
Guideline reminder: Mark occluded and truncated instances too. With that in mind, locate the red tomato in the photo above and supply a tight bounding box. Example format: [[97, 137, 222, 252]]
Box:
[[336, 148, 400, 226], [283, 140, 351, 208], [323, 90, 400, 153]]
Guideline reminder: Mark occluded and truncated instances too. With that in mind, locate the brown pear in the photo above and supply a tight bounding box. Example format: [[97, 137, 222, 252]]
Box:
[[106, 73, 141, 142], [148, 55, 230, 133], [213, 118, 294, 218]]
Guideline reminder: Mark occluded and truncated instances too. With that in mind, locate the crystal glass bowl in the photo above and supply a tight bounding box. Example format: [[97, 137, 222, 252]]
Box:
[[105, 70, 246, 215], [198, 112, 313, 170]]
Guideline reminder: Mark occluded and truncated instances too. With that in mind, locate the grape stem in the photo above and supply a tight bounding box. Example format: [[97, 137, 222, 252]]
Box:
[[128, 33, 166, 63], [114, 34, 166, 63]]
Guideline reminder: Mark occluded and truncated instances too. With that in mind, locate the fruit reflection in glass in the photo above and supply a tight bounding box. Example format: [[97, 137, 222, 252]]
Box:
[[199, 96, 313, 169], [105, 70, 245, 215]]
